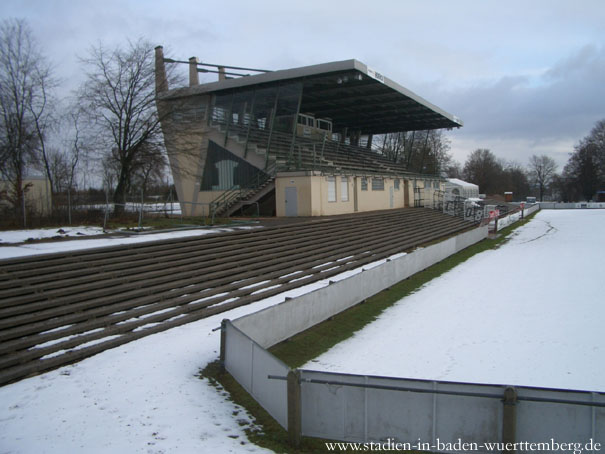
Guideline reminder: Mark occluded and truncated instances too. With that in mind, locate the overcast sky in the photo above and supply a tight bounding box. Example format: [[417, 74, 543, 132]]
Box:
[[2, 0, 604, 170]]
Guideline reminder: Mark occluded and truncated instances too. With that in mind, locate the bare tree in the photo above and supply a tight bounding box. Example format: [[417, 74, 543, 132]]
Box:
[[423, 129, 452, 175], [502, 160, 530, 200], [131, 142, 167, 197], [377, 132, 406, 163], [563, 119, 605, 201], [0, 19, 55, 222], [528, 155, 557, 201], [444, 160, 463, 179], [48, 112, 83, 195], [463, 149, 503, 195], [375, 129, 453, 175], [77, 39, 167, 215]]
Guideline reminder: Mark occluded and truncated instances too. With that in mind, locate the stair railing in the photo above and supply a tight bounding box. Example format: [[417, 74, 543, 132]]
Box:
[[210, 162, 276, 223]]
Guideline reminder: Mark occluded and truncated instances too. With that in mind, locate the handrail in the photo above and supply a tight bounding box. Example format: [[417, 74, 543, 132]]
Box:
[[208, 110, 444, 179], [209, 162, 276, 221]]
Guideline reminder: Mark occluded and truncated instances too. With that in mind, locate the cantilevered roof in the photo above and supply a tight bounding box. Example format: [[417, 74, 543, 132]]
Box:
[[160, 59, 463, 135]]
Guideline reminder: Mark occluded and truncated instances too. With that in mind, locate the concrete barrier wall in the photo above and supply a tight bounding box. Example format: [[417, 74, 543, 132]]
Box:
[[223, 321, 289, 428], [493, 204, 540, 231], [525, 203, 540, 216], [300, 370, 503, 446], [540, 202, 605, 209], [222, 220, 605, 447], [222, 320, 605, 448], [233, 225, 488, 348], [299, 369, 605, 449], [516, 387, 605, 442]]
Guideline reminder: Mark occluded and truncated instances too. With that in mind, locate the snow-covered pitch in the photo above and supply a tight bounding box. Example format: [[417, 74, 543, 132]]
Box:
[[307, 209, 605, 393]]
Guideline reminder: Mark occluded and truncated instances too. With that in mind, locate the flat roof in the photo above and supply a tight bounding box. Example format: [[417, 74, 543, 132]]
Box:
[[446, 178, 478, 188], [160, 59, 463, 135]]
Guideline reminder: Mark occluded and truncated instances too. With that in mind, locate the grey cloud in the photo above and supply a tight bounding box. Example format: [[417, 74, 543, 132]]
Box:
[[433, 44, 605, 144]]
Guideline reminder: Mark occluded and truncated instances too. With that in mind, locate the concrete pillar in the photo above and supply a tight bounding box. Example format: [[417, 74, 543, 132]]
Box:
[[219, 319, 227, 373], [287, 369, 302, 448], [154, 46, 168, 93], [218, 66, 227, 81], [189, 57, 199, 87], [502, 386, 517, 451]]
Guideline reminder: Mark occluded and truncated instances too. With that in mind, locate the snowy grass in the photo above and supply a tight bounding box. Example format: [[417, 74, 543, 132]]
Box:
[[268, 214, 533, 369], [201, 360, 362, 454], [307, 209, 605, 392], [202, 213, 539, 453]]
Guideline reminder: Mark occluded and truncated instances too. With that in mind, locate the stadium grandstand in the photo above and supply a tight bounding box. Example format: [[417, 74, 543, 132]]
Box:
[[154, 47, 463, 217]]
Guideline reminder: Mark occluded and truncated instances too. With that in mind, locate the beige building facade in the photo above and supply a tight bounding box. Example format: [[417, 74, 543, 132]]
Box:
[[275, 173, 445, 216]]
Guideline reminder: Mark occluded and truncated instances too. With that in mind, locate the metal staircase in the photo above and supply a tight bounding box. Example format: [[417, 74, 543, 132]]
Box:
[[209, 163, 276, 220]]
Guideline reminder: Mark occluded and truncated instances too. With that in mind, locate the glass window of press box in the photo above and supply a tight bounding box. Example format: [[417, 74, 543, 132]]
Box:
[[210, 82, 303, 135]]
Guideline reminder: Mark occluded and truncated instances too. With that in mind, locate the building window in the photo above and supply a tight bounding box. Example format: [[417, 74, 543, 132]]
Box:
[[361, 177, 368, 191], [341, 177, 349, 201], [394, 178, 400, 190], [372, 178, 384, 191], [327, 176, 336, 202]]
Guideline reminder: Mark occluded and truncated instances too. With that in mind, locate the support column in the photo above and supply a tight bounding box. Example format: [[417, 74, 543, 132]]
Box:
[[244, 90, 256, 158], [502, 386, 517, 451], [288, 84, 304, 166], [266, 86, 281, 169], [189, 57, 199, 87], [287, 369, 302, 448], [219, 319, 227, 373], [154, 46, 168, 93]]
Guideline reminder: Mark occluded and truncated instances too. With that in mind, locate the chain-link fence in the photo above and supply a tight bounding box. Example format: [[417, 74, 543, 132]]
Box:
[[0, 189, 219, 231]]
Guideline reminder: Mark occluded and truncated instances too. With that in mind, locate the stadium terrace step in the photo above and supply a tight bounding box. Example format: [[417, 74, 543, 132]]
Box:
[[0, 209, 475, 385]]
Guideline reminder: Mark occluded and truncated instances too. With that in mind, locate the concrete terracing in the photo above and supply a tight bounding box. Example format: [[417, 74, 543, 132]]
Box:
[[0, 209, 475, 385]]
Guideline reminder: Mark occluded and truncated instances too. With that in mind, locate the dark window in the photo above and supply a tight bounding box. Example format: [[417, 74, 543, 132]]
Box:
[[372, 178, 384, 191], [200, 141, 266, 190]]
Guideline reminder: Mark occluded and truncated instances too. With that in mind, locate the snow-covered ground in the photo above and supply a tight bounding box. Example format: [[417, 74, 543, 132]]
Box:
[[306, 209, 605, 392], [1, 210, 602, 453], [0, 226, 257, 259], [0, 226, 106, 244], [0, 276, 343, 453], [0, 232, 407, 453]]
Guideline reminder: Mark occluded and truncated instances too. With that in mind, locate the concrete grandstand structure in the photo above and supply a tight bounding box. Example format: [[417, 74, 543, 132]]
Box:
[[154, 47, 463, 217]]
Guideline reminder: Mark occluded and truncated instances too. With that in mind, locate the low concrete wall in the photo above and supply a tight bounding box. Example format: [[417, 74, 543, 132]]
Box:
[[492, 204, 540, 231], [540, 202, 605, 209], [222, 219, 605, 447], [299, 369, 605, 448], [233, 225, 488, 349], [223, 320, 289, 429]]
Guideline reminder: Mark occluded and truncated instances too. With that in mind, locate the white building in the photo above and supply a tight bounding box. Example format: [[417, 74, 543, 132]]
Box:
[[445, 178, 479, 199]]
